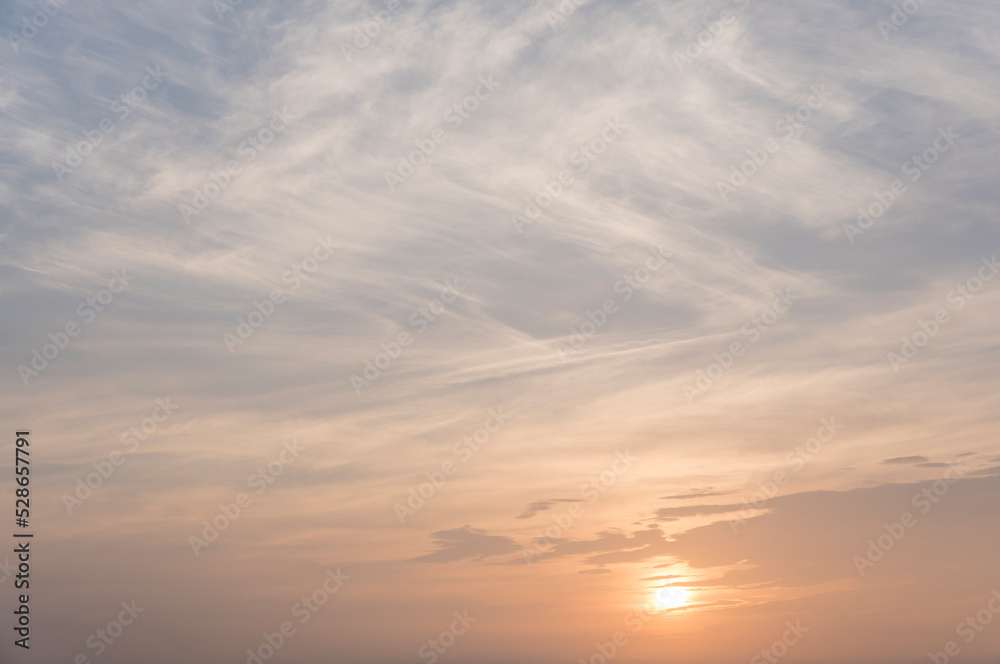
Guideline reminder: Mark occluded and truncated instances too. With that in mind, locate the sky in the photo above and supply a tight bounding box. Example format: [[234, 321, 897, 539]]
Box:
[[1, 0, 1000, 663]]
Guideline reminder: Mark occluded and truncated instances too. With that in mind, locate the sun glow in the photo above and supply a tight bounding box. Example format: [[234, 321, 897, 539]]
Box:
[[653, 586, 689, 609]]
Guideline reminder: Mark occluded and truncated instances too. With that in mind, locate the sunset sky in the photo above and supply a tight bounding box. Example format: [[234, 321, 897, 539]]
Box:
[[2, 1, 1000, 663]]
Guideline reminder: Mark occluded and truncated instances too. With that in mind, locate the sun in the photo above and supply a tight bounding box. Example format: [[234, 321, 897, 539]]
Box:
[[653, 586, 689, 609]]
